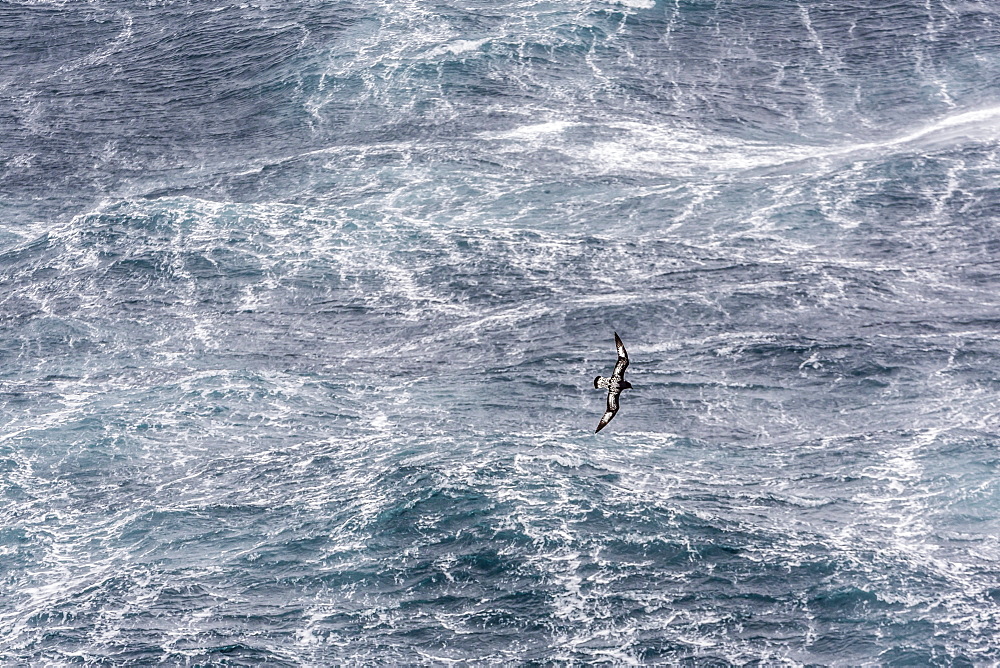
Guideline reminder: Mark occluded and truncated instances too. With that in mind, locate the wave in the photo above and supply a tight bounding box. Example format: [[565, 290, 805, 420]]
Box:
[[4, 0, 1000, 664]]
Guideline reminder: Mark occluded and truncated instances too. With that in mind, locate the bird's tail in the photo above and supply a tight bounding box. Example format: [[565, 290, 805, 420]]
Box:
[[594, 375, 601, 388]]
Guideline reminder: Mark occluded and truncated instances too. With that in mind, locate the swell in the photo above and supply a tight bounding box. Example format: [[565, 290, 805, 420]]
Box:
[[3, 0, 1000, 664]]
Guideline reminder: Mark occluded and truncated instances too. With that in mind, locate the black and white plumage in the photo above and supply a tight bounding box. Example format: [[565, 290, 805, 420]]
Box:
[[593, 332, 632, 433]]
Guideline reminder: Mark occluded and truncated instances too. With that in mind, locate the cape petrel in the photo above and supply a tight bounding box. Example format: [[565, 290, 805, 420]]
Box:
[[593, 332, 632, 433]]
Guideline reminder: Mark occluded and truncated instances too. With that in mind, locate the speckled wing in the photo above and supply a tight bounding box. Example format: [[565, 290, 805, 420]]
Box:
[[595, 388, 620, 433], [613, 332, 629, 379]]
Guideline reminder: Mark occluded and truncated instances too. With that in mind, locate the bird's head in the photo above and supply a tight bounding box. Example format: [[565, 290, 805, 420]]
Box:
[[621, 381, 633, 390]]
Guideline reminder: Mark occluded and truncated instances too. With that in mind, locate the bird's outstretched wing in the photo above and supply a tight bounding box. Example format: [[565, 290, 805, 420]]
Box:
[[613, 332, 629, 378], [595, 389, 620, 433], [595, 408, 617, 433]]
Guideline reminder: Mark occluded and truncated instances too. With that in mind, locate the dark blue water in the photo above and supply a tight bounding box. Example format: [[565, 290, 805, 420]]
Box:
[[3, 0, 1000, 664]]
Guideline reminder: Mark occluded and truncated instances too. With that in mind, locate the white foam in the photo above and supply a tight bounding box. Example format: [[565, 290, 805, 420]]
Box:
[[479, 120, 579, 141], [848, 105, 1000, 153], [473, 106, 1000, 180], [609, 0, 655, 8], [425, 38, 489, 58]]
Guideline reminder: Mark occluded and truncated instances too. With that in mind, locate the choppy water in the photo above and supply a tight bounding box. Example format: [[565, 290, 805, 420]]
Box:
[[3, 0, 1000, 664]]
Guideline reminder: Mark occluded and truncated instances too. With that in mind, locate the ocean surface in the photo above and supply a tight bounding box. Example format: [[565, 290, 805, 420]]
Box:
[[3, 0, 1000, 664]]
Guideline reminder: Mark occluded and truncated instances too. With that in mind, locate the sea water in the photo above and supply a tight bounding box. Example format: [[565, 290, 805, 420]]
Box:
[[2, 0, 999, 664]]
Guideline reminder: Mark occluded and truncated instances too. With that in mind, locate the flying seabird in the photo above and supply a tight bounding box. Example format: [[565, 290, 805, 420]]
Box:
[[593, 332, 632, 433]]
